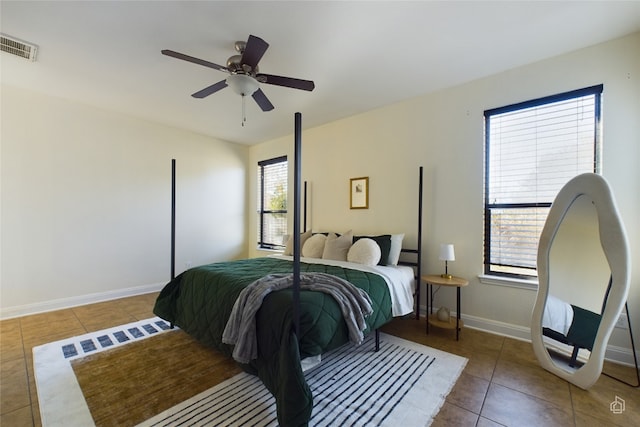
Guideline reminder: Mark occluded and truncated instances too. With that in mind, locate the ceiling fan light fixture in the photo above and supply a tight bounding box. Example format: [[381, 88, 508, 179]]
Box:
[[226, 74, 259, 96]]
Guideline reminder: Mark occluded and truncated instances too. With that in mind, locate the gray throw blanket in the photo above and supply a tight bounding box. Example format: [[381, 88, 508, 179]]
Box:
[[222, 272, 373, 364]]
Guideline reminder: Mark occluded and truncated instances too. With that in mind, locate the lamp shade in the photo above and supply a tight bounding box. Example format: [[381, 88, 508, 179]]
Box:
[[439, 243, 455, 261], [226, 74, 259, 96]]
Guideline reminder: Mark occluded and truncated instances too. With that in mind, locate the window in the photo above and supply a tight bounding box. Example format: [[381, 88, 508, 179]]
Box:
[[257, 156, 287, 250], [484, 85, 603, 279]]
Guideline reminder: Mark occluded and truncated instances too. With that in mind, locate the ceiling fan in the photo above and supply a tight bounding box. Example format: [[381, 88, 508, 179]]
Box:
[[162, 35, 315, 118]]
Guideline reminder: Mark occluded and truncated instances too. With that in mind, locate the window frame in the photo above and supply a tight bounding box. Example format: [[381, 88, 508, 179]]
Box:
[[483, 84, 603, 280], [257, 155, 288, 250]]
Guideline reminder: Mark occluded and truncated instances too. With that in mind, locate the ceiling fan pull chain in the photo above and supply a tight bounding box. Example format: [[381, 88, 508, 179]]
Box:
[[242, 94, 246, 126]]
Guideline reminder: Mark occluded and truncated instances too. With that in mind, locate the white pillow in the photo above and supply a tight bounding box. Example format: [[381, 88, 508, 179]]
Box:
[[284, 230, 312, 255], [302, 233, 327, 258], [388, 233, 405, 265], [347, 238, 381, 266], [322, 230, 353, 261]]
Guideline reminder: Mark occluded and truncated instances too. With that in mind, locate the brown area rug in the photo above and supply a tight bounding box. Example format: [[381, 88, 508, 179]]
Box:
[[71, 329, 241, 427], [35, 318, 466, 426]]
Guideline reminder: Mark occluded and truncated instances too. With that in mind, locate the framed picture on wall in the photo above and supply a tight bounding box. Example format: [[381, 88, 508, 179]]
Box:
[[350, 177, 369, 209]]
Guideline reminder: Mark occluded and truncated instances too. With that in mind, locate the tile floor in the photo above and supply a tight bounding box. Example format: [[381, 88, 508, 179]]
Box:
[[1, 293, 638, 426]]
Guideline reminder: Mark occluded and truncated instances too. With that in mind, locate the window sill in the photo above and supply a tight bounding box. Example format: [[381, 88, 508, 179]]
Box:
[[478, 274, 538, 291], [256, 247, 284, 254]]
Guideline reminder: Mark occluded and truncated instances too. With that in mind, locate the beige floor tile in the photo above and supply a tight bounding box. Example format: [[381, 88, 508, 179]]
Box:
[[571, 373, 640, 427], [481, 383, 574, 426], [455, 327, 506, 354], [574, 409, 624, 427], [22, 326, 88, 351], [2, 357, 27, 381], [0, 327, 25, 362], [0, 370, 31, 415], [27, 366, 39, 410], [31, 402, 41, 427], [492, 355, 572, 408], [72, 302, 137, 332], [435, 328, 504, 381], [445, 372, 490, 414], [0, 318, 22, 335], [79, 314, 138, 333], [601, 359, 640, 386], [499, 337, 538, 364], [0, 405, 34, 427], [118, 292, 161, 319], [476, 416, 507, 427], [380, 314, 423, 336], [460, 351, 499, 382], [20, 309, 85, 346], [0, 318, 22, 333], [19, 309, 79, 330], [431, 401, 479, 427]]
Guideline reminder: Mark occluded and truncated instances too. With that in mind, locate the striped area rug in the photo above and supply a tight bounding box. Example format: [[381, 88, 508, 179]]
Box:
[[140, 333, 467, 427]]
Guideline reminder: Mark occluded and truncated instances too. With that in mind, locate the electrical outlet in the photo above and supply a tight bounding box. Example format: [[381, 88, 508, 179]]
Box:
[[185, 261, 192, 269], [615, 313, 628, 329]]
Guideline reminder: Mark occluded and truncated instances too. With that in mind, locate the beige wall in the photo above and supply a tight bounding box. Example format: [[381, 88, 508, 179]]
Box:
[[0, 86, 249, 318], [249, 32, 640, 358], [1, 32, 637, 361]]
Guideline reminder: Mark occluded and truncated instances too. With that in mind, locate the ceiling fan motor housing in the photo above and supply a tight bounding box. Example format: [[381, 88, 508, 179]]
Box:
[[227, 54, 258, 75], [226, 54, 242, 72]]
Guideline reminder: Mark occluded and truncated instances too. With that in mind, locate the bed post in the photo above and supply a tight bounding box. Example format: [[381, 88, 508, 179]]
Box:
[[171, 159, 176, 281], [293, 113, 302, 337], [169, 159, 177, 330], [416, 166, 423, 320], [304, 181, 308, 232]]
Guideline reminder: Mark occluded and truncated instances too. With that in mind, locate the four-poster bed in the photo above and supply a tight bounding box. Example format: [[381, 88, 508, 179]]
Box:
[[154, 113, 424, 426]]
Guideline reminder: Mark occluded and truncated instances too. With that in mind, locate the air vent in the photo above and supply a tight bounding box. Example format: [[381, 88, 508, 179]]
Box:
[[1, 34, 38, 61]]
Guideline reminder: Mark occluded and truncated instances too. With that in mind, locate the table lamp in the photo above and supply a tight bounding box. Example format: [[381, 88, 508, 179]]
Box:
[[439, 243, 455, 279]]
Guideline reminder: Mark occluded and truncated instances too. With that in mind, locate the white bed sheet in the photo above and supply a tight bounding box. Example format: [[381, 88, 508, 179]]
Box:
[[271, 255, 415, 316], [543, 294, 574, 336]]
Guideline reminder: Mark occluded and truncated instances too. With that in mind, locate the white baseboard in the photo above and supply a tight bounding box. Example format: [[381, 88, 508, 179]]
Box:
[[462, 312, 532, 341], [422, 305, 637, 367], [604, 343, 638, 367], [466, 313, 637, 366], [0, 282, 166, 320]]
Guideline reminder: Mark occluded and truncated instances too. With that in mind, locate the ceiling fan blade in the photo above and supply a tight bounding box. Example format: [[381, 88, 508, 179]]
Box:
[[162, 49, 228, 72], [256, 73, 315, 91], [191, 80, 228, 98], [252, 88, 275, 111], [240, 35, 269, 70]]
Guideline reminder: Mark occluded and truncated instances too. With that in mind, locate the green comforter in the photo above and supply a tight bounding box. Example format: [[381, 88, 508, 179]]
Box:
[[153, 257, 393, 426]]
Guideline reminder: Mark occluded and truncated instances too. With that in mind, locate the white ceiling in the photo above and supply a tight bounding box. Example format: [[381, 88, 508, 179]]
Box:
[[2, 1, 640, 145]]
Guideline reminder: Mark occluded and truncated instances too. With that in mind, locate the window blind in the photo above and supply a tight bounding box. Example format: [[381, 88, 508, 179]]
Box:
[[484, 85, 602, 277], [257, 156, 288, 249]]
